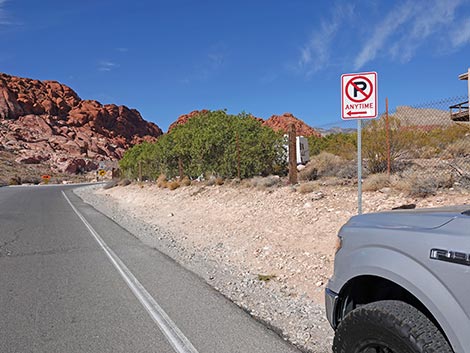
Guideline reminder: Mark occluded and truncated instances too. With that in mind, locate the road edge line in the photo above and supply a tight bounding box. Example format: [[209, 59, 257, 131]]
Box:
[[62, 191, 199, 353]]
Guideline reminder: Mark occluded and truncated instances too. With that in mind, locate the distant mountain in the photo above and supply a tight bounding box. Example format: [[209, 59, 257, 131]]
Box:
[[0, 73, 162, 175], [315, 126, 356, 136], [391, 106, 452, 128]]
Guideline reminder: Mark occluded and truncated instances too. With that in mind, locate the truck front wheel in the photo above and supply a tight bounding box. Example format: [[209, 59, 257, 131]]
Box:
[[333, 300, 453, 353]]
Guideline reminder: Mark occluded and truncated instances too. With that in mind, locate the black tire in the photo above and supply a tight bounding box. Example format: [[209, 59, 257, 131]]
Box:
[[333, 300, 453, 353]]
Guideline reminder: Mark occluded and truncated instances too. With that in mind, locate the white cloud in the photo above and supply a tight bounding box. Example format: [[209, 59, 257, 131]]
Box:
[[297, 4, 354, 76], [354, 2, 415, 70], [390, 0, 462, 62], [451, 18, 470, 47], [181, 45, 227, 83], [354, 0, 464, 69], [0, 0, 12, 26], [98, 61, 119, 72]]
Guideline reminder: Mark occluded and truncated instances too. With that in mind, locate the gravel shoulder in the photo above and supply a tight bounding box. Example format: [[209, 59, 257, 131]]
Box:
[[74, 181, 469, 353]]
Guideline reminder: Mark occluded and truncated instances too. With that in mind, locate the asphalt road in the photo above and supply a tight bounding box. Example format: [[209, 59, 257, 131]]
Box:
[[0, 185, 302, 353]]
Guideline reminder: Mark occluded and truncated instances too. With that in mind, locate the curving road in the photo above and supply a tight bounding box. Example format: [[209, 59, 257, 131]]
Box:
[[0, 185, 302, 353]]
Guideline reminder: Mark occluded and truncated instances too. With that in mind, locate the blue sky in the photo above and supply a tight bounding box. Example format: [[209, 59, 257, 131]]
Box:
[[1, 0, 470, 131]]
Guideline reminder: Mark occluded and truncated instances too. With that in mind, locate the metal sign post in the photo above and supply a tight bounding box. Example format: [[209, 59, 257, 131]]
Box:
[[341, 71, 378, 215], [357, 120, 362, 214]]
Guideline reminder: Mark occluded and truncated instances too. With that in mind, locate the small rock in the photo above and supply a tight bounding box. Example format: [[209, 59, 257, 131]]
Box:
[[168, 212, 174, 217], [379, 187, 392, 194], [311, 192, 324, 200]]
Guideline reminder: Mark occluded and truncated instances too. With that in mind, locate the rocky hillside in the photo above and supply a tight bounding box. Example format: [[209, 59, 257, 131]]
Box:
[[167, 110, 209, 132], [262, 113, 321, 137], [0, 73, 162, 175]]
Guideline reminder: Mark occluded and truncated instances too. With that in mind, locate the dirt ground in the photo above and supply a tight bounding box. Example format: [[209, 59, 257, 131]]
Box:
[[93, 180, 470, 305]]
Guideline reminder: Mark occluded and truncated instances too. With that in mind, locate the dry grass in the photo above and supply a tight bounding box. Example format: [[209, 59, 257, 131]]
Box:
[[305, 152, 357, 180], [393, 172, 454, 198], [250, 176, 281, 189], [9, 176, 21, 185], [103, 180, 119, 189], [297, 182, 317, 194], [118, 179, 131, 186], [442, 138, 470, 158], [180, 176, 191, 186], [257, 274, 276, 282], [299, 163, 318, 181], [363, 173, 390, 192], [157, 174, 167, 188], [167, 181, 180, 190]]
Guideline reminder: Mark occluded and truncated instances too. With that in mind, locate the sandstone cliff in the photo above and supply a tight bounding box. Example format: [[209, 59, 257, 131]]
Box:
[[262, 113, 322, 137], [0, 73, 162, 174]]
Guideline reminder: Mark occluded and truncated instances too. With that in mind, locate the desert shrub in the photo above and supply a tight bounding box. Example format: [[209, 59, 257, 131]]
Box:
[[240, 179, 252, 188], [337, 161, 359, 179], [363, 173, 390, 191], [21, 176, 41, 185], [297, 182, 317, 194], [167, 181, 180, 190], [250, 175, 281, 188], [394, 173, 454, 198], [9, 176, 21, 185], [308, 133, 356, 160], [118, 179, 131, 186], [321, 177, 350, 186], [442, 137, 470, 158], [229, 178, 241, 186], [103, 180, 119, 189], [299, 163, 318, 181], [412, 124, 469, 157], [362, 116, 411, 173], [120, 110, 286, 180], [180, 176, 191, 186], [171, 111, 286, 179], [257, 274, 276, 282], [311, 152, 342, 175], [157, 174, 168, 188]]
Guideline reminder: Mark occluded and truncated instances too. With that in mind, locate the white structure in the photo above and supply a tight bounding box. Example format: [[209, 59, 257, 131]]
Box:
[[285, 135, 310, 165]]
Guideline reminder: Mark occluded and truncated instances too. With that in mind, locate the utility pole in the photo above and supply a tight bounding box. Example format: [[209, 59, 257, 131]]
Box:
[[236, 132, 241, 180], [178, 157, 184, 179], [288, 123, 298, 184], [138, 160, 142, 182], [386, 97, 391, 177]]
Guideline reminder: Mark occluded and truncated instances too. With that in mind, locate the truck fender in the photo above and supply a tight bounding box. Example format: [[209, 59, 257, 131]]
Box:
[[335, 246, 469, 353]]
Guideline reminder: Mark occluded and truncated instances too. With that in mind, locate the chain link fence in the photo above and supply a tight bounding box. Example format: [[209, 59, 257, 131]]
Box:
[[310, 95, 470, 195], [377, 95, 470, 193]]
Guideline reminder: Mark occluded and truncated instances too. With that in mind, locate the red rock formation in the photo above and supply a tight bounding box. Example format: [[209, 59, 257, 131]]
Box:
[[168, 110, 210, 132], [0, 73, 163, 173], [263, 113, 321, 137]]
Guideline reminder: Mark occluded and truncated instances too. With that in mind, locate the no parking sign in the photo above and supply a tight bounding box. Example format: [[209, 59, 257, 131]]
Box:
[[341, 71, 378, 215], [341, 72, 377, 119]]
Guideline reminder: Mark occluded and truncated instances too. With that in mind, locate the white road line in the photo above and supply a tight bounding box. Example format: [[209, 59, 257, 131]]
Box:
[[62, 191, 200, 353]]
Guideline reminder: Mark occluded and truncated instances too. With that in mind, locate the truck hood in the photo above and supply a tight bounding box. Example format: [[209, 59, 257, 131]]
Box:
[[346, 205, 470, 230]]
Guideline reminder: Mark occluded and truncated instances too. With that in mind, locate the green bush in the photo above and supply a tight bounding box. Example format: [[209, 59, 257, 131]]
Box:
[[362, 116, 412, 174], [308, 133, 356, 160], [120, 110, 286, 180]]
